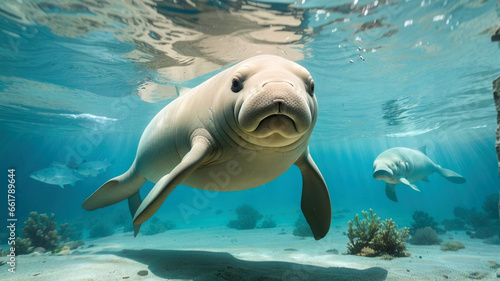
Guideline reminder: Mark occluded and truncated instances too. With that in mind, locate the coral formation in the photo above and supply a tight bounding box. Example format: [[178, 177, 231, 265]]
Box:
[[14, 211, 83, 255], [410, 211, 444, 235], [89, 223, 114, 238], [259, 215, 277, 229], [14, 238, 32, 255], [21, 212, 60, 252], [347, 209, 409, 257], [482, 193, 500, 219], [227, 204, 263, 230], [451, 205, 500, 239], [142, 217, 176, 235], [409, 227, 442, 245], [292, 215, 314, 237], [440, 241, 465, 251]]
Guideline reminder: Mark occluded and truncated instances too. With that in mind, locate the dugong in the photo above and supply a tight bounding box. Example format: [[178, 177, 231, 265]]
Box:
[[82, 55, 331, 240], [373, 147, 466, 202]]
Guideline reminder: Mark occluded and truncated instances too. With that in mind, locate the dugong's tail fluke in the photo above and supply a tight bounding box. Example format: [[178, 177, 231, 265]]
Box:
[[436, 166, 467, 184], [82, 168, 146, 211]]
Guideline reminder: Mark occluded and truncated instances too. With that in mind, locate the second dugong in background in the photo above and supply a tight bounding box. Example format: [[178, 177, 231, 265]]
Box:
[[372, 147, 466, 202]]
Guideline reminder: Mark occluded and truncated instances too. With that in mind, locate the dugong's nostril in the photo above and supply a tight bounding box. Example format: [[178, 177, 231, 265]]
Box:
[[273, 99, 285, 113]]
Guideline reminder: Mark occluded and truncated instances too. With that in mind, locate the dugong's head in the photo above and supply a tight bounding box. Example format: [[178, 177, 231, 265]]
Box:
[[372, 154, 408, 184], [221, 55, 317, 148]]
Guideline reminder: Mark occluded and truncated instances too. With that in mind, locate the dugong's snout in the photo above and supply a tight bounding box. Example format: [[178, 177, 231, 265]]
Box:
[[373, 165, 393, 180], [238, 81, 313, 137]]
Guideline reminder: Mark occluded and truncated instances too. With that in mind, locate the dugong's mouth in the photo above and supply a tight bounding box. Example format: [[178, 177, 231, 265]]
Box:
[[373, 165, 394, 180], [251, 114, 298, 138]]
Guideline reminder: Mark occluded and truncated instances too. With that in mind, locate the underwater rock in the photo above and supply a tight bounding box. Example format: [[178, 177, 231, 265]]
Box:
[[380, 254, 394, 261], [467, 271, 488, 280], [137, 270, 149, 276], [440, 241, 465, 251], [56, 246, 71, 256], [64, 240, 85, 250], [346, 209, 409, 257], [494, 76, 500, 173], [360, 247, 377, 257], [227, 204, 263, 230], [326, 249, 339, 254], [409, 227, 442, 245], [33, 247, 46, 254]]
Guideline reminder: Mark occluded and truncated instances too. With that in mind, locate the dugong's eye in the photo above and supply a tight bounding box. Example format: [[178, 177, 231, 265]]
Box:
[[231, 77, 243, 93], [307, 76, 314, 96]]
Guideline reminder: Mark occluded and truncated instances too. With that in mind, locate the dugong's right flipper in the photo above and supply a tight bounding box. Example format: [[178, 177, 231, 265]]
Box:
[[385, 183, 398, 202], [436, 166, 467, 184], [128, 191, 142, 237], [133, 138, 212, 225], [399, 177, 420, 192], [295, 149, 332, 240]]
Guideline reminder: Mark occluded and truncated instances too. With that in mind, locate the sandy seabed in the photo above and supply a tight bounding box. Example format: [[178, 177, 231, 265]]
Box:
[[1, 224, 499, 281]]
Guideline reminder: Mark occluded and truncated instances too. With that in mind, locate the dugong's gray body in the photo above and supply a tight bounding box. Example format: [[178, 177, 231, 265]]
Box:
[[82, 55, 331, 240], [373, 147, 466, 202]]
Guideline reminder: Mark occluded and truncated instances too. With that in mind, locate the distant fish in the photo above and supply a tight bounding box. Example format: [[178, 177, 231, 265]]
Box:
[[30, 163, 82, 188], [74, 159, 111, 177], [373, 147, 466, 202]]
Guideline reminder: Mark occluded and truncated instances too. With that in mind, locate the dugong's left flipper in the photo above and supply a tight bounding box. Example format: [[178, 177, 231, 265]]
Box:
[[133, 138, 212, 225], [385, 183, 398, 202], [295, 149, 331, 240], [436, 166, 467, 184]]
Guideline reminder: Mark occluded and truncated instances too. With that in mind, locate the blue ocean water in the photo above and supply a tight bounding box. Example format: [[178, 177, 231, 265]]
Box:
[[0, 0, 499, 279]]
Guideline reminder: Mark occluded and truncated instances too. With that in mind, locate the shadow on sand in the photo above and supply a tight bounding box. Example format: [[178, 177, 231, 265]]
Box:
[[100, 249, 388, 280]]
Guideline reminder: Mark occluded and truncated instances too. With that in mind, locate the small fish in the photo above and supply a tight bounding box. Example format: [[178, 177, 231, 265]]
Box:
[[349, 59, 354, 63], [359, 54, 365, 61], [30, 163, 82, 188], [75, 159, 111, 177]]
